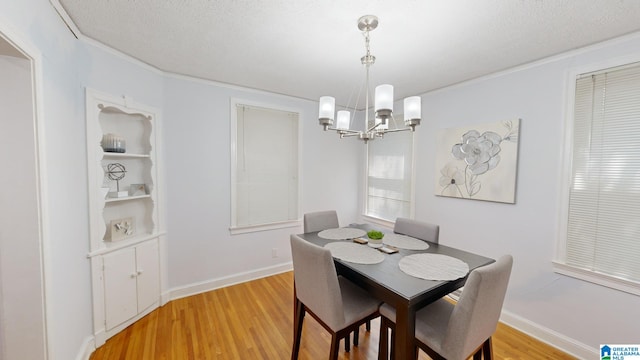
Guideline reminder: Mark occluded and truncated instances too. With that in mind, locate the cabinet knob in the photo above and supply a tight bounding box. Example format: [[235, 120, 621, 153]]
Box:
[[130, 273, 137, 279], [137, 270, 143, 275]]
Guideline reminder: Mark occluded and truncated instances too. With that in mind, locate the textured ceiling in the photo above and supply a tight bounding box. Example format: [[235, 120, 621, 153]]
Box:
[[56, 0, 640, 107]]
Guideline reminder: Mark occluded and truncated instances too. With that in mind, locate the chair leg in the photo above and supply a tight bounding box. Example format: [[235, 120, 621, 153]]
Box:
[[344, 332, 351, 352], [378, 317, 396, 360], [330, 333, 340, 360], [291, 299, 305, 360], [378, 317, 389, 360], [353, 328, 359, 346], [483, 337, 494, 360], [390, 323, 395, 360], [473, 348, 482, 360]]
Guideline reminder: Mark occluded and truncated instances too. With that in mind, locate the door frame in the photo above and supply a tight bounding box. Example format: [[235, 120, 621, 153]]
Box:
[[0, 23, 51, 360]]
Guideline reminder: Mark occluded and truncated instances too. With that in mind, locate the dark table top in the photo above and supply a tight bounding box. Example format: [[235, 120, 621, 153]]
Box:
[[298, 224, 495, 308]]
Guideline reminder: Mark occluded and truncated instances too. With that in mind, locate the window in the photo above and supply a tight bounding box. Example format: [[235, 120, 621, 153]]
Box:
[[365, 128, 414, 222], [230, 100, 300, 233], [555, 61, 640, 295]]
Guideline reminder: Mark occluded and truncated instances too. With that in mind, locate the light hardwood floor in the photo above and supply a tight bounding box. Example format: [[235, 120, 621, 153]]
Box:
[[90, 271, 576, 359]]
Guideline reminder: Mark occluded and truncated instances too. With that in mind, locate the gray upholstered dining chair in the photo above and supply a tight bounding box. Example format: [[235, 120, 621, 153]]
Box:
[[395, 218, 466, 304], [303, 210, 339, 233], [302, 210, 372, 350], [290, 234, 381, 360], [378, 255, 513, 360], [394, 217, 440, 243]]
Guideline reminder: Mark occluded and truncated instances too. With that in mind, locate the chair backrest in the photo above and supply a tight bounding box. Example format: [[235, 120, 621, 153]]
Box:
[[303, 210, 339, 233], [290, 234, 345, 330], [442, 255, 513, 359], [393, 217, 439, 243]]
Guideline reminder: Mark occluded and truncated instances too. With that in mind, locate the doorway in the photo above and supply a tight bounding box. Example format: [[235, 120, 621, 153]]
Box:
[[0, 34, 48, 360]]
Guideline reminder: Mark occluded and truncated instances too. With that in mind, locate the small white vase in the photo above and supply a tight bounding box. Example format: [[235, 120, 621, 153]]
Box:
[[368, 237, 383, 248], [101, 133, 126, 153]]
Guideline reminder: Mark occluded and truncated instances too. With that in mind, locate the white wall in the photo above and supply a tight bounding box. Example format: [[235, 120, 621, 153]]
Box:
[[3, 0, 640, 358], [0, 1, 361, 358], [409, 33, 640, 356], [0, 1, 169, 359], [162, 76, 361, 291], [0, 53, 47, 360]]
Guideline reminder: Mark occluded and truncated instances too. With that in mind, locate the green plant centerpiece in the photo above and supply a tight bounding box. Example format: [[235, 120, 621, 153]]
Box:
[[367, 230, 384, 248]]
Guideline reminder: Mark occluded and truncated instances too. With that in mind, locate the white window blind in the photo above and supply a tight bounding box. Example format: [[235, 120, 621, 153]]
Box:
[[365, 129, 413, 221], [232, 103, 299, 231], [564, 63, 640, 285]]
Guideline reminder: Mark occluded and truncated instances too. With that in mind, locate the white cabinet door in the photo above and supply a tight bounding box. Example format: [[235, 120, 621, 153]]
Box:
[[135, 240, 160, 312], [103, 247, 137, 330], [103, 240, 160, 331]]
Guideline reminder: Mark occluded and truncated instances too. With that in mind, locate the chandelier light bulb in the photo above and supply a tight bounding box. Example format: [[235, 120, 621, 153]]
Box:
[[404, 96, 421, 120], [319, 96, 335, 120], [375, 116, 389, 130], [375, 84, 394, 113], [336, 110, 350, 130]]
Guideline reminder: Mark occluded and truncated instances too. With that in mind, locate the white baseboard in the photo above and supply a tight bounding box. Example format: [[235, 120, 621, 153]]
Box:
[[93, 329, 106, 348], [160, 291, 170, 306], [79, 263, 292, 360], [81, 267, 596, 360], [74, 335, 95, 360], [500, 310, 597, 359], [168, 262, 293, 301]]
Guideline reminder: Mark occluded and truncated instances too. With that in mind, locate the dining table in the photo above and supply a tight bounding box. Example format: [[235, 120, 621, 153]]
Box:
[[297, 224, 494, 359]]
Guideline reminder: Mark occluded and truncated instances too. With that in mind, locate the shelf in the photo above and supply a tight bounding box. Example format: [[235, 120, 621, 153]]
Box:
[[105, 194, 151, 203], [103, 152, 150, 159], [86, 89, 163, 346], [99, 104, 151, 120], [87, 231, 167, 258]]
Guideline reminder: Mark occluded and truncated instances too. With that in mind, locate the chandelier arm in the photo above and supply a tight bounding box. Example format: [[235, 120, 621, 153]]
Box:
[[378, 127, 414, 133], [366, 121, 382, 133], [341, 131, 364, 138], [330, 128, 362, 135]]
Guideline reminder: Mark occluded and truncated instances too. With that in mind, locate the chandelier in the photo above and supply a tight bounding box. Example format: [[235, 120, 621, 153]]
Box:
[[318, 15, 421, 143]]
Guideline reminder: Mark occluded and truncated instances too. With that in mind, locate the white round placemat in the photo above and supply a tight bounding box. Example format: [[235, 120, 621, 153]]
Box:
[[383, 233, 430, 250], [318, 227, 366, 240], [399, 254, 469, 281], [324, 242, 385, 264]]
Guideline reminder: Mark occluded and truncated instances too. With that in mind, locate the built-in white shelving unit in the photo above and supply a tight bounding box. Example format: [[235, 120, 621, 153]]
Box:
[[85, 89, 166, 346]]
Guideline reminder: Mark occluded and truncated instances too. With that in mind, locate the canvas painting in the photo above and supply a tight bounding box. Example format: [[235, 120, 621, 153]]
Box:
[[435, 119, 520, 203]]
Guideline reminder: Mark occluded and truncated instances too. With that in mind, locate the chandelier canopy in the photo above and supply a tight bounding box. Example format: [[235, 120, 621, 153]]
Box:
[[318, 15, 421, 143]]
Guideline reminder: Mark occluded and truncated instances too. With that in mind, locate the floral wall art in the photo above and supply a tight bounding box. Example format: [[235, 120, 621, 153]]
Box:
[[435, 119, 520, 203]]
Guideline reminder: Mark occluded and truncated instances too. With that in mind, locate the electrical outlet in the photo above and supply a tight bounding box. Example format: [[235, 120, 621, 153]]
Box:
[[272, 248, 278, 258]]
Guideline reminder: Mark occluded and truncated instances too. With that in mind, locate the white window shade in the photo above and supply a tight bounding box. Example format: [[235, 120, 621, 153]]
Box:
[[232, 103, 299, 231], [564, 63, 640, 285], [366, 128, 413, 221]]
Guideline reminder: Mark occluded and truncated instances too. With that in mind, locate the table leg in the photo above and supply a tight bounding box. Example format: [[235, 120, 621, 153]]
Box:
[[394, 304, 415, 359]]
